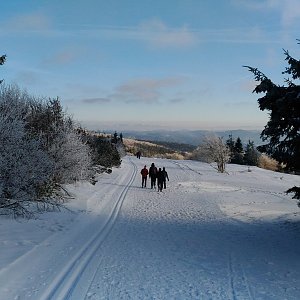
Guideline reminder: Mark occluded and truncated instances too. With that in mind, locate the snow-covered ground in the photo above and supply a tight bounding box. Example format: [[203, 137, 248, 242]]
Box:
[[0, 156, 300, 300]]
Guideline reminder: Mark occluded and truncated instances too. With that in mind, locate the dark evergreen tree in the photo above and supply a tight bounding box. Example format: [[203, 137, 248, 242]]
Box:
[[244, 140, 260, 166], [245, 43, 300, 200], [234, 137, 243, 153], [231, 137, 244, 164], [226, 134, 235, 158]]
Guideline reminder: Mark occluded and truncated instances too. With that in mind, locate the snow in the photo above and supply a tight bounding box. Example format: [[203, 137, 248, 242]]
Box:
[[0, 156, 300, 299]]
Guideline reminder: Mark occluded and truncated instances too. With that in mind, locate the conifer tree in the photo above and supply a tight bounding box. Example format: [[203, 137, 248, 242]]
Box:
[[244, 140, 260, 166], [234, 137, 243, 154], [245, 43, 300, 200], [226, 134, 235, 155], [231, 137, 244, 164]]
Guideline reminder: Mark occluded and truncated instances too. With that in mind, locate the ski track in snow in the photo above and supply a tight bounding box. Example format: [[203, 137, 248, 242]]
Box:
[[40, 158, 137, 300], [1, 156, 300, 299], [228, 252, 254, 300]]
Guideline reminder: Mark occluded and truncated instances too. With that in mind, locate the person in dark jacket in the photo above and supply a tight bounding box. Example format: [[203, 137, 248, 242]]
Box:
[[140, 165, 148, 188], [162, 167, 169, 189], [148, 163, 157, 189], [156, 168, 164, 192]]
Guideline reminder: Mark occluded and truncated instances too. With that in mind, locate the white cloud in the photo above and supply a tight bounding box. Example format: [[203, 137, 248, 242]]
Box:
[[112, 77, 186, 104], [138, 19, 198, 49], [232, 0, 300, 28], [81, 97, 111, 104], [5, 12, 51, 31], [169, 98, 185, 103], [86, 19, 198, 49], [41, 45, 92, 66], [42, 50, 77, 66], [281, 0, 300, 27]]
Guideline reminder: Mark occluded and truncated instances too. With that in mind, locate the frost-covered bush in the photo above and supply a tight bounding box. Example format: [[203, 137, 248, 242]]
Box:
[[48, 128, 92, 183], [193, 135, 230, 173], [0, 114, 54, 214], [0, 84, 94, 216], [115, 141, 126, 158], [23, 93, 92, 184]]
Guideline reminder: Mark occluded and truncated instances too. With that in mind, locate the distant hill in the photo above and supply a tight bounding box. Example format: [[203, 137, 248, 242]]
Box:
[[142, 140, 197, 152], [123, 138, 189, 160], [121, 129, 263, 146]]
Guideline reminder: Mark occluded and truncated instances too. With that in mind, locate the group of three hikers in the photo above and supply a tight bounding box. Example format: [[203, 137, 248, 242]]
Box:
[[140, 163, 169, 192]]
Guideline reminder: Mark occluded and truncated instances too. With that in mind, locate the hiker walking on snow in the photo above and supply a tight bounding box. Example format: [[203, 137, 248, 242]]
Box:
[[156, 168, 164, 192], [162, 167, 169, 189], [141, 165, 148, 188], [149, 163, 157, 189]]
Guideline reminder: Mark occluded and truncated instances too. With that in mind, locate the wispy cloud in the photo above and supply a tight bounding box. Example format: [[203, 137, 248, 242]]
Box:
[[5, 12, 51, 31], [137, 19, 198, 49], [42, 50, 77, 66], [81, 97, 111, 104], [281, 0, 300, 27], [111, 77, 186, 104], [169, 98, 185, 103], [1, 13, 279, 46], [75, 20, 198, 49], [90, 23, 276, 45], [197, 27, 270, 44], [232, 0, 300, 28]]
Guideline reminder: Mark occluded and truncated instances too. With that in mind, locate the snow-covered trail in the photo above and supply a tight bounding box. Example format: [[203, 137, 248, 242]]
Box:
[[0, 156, 300, 299], [84, 157, 300, 299], [0, 158, 137, 299]]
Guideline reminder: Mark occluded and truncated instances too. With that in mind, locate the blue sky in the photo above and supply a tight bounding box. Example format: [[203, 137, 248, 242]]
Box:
[[1, 0, 300, 131]]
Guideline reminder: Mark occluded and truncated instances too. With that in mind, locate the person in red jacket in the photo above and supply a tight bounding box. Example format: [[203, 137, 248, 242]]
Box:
[[140, 165, 149, 188]]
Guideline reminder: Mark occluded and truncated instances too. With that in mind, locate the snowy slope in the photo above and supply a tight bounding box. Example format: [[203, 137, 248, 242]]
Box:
[[0, 156, 300, 299]]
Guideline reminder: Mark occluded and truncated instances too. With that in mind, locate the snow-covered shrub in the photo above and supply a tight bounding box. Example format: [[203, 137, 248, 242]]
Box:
[[0, 84, 94, 216], [0, 114, 54, 215], [23, 95, 92, 184], [193, 135, 231, 173], [115, 141, 126, 158], [88, 137, 121, 168], [48, 128, 92, 183]]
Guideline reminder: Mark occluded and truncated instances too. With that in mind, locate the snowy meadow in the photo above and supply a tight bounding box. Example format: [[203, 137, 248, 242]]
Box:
[[0, 156, 300, 299]]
